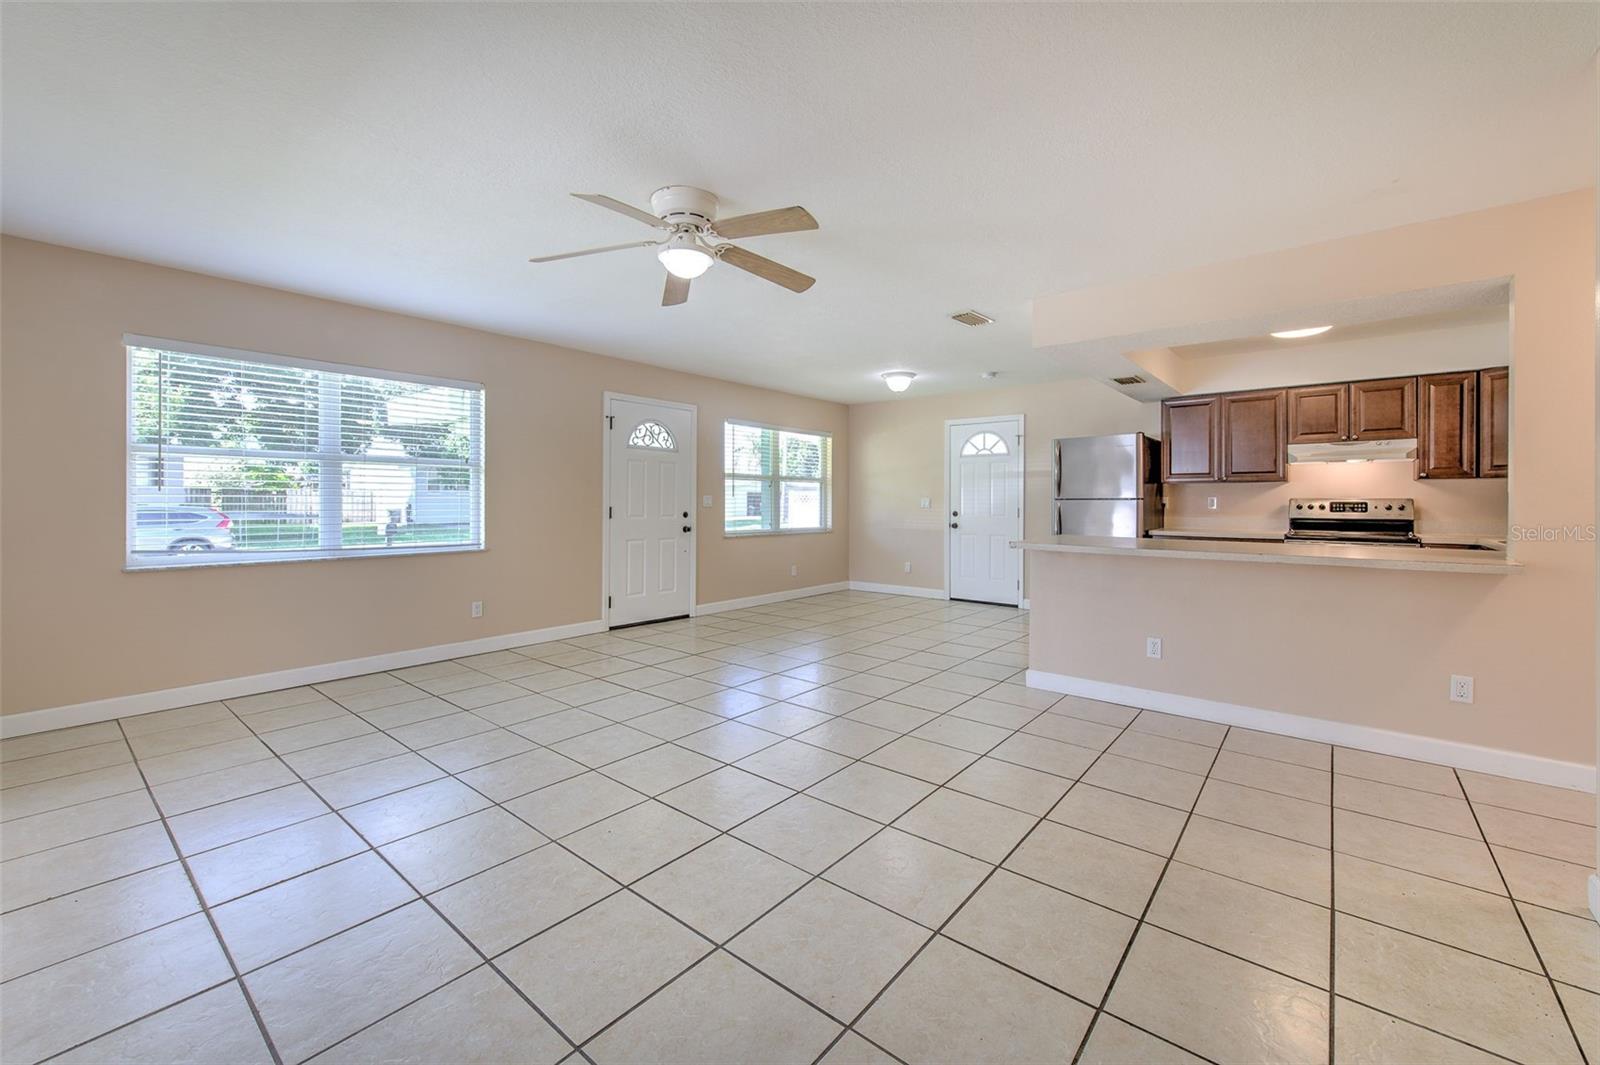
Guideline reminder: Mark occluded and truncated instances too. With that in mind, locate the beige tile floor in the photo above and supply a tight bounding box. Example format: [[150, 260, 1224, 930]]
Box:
[[0, 590, 1595, 1064]]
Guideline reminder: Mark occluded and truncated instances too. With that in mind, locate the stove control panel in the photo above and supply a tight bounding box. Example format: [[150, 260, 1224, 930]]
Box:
[[1289, 498, 1414, 518]]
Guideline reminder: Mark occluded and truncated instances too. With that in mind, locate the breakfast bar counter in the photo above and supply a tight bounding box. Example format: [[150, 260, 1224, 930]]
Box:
[[1013, 533, 1521, 575]]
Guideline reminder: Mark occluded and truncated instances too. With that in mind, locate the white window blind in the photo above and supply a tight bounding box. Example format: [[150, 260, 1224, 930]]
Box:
[[723, 421, 832, 535], [126, 337, 484, 568]]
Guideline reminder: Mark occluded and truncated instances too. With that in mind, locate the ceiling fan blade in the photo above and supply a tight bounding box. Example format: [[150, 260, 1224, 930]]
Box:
[[711, 206, 818, 239], [528, 239, 658, 264], [572, 193, 667, 229], [718, 245, 816, 293], [662, 273, 690, 306]]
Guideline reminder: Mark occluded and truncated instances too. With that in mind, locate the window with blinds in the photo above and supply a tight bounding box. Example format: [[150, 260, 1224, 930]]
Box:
[[723, 420, 832, 535], [126, 336, 484, 568]]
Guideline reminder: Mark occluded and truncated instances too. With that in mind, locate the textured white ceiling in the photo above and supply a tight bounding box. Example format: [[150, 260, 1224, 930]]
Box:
[[2, 3, 1593, 403]]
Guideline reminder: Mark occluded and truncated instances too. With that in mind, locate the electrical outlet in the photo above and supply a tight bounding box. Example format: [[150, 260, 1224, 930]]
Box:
[[1449, 674, 1474, 703], [789, 564, 798, 577], [919, 497, 931, 509], [470, 601, 484, 619], [702, 495, 713, 508], [1146, 637, 1162, 659], [904, 562, 912, 573], [1206, 496, 1219, 510]]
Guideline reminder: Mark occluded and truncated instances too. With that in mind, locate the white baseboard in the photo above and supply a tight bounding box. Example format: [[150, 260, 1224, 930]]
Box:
[[0, 619, 607, 739], [1020, 597, 1031, 610], [695, 581, 850, 615], [1589, 875, 1599, 925], [847, 581, 948, 599], [1025, 669, 1597, 793]]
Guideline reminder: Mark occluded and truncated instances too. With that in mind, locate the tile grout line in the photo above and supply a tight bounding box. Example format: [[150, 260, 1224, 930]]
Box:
[[817, 702, 1155, 1065], [1327, 743, 1337, 1065], [1453, 766, 1591, 1065], [205, 701, 602, 1065], [1069, 725, 1233, 1065], [106, 718, 287, 1065]]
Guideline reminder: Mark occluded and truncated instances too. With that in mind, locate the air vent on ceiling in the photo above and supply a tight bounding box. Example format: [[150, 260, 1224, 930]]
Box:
[[1111, 374, 1146, 386], [949, 310, 994, 327]]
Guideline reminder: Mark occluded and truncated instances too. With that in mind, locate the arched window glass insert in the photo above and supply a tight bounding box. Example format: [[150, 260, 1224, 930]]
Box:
[[628, 421, 676, 450], [961, 431, 1008, 456]]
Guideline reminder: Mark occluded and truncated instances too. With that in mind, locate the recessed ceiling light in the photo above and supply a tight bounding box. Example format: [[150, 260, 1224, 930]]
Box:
[[1270, 325, 1333, 339], [881, 371, 917, 393]]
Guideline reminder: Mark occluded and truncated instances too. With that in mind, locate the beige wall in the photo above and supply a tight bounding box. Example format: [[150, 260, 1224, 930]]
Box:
[[0, 237, 848, 715], [1026, 190, 1595, 764], [847, 378, 1156, 593], [1172, 307, 1508, 395], [1028, 551, 1585, 762]]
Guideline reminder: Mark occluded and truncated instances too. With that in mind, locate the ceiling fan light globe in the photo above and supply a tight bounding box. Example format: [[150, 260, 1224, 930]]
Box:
[[658, 245, 714, 280]]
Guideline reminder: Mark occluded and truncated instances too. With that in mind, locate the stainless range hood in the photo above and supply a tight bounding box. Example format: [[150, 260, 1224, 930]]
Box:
[[1287, 438, 1417, 464]]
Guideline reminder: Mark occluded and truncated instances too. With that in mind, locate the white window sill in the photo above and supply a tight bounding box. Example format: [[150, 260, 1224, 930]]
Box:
[[124, 544, 486, 572], [723, 528, 834, 539]]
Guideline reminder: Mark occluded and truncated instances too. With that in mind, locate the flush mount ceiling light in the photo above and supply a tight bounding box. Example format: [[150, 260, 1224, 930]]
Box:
[[657, 231, 715, 279], [882, 371, 917, 393], [1270, 325, 1333, 339]]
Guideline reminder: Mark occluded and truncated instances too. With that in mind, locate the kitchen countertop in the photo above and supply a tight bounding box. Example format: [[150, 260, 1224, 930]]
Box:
[[1014, 533, 1521, 574], [1149, 527, 1509, 548]]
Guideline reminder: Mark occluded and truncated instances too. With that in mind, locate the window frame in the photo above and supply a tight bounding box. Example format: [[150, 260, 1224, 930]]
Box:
[[721, 418, 833, 538], [123, 334, 486, 571]]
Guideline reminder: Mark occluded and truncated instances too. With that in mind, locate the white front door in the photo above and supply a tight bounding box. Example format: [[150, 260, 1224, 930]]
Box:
[[607, 397, 694, 626], [948, 418, 1023, 605]]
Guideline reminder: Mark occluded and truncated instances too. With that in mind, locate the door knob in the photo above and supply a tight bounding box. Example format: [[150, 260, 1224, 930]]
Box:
[[682, 511, 689, 518], [950, 522, 959, 529], [683, 525, 692, 533], [951, 510, 959, 517]]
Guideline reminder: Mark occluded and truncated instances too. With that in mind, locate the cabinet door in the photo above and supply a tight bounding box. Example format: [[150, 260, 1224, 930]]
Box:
[[1349, 376, 1417, 440], [1220, 389, 1287, 481], [1287, 384, 1347, 443], [1161, 397, 1219, 482], [1416, 372, 1477, 479], [1478, 367, 1509, 478]]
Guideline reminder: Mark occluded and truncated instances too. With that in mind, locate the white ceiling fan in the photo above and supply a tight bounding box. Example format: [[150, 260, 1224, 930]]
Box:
[[529, 186, 818, 306]]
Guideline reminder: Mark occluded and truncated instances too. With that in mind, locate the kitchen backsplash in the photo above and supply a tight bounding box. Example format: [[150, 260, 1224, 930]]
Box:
[[1163, 461, 1508, 534]]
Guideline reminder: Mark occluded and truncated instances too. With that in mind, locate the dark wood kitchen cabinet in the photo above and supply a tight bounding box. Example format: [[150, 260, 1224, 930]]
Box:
[[1161, 396, 1220, 482], [1348, 376, 1417, 440], [1219, 389, 1287, 481], [1162, 366, 1502, 483], [1478, 366, 1509, 477], [1415, 371, 1477, 479], [1287, 384, 1347, 443], [1288, 376, 1415, 444]]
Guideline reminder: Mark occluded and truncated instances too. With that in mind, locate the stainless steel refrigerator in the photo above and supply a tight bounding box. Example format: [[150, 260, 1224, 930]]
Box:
[[1051, 432, 1163, 537]]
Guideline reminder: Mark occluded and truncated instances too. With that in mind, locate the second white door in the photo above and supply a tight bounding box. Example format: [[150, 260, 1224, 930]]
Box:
[[608, 397, 694, 626], [948, 418, 1022, 605]]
